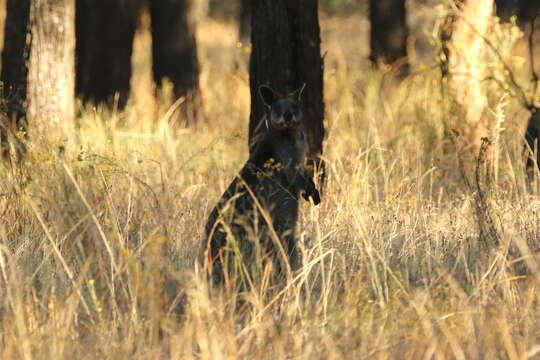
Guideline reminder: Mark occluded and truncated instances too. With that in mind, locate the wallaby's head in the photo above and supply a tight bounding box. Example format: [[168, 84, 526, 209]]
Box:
[[259, 84, 305, 131]]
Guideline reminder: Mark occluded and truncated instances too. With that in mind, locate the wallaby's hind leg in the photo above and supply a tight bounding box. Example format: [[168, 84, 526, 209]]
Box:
[[285, 233, 301, 272], [274, 221, 301, 275]]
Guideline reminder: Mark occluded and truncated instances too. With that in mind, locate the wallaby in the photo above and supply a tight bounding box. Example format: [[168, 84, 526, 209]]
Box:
[[202, 84, 320, 285]]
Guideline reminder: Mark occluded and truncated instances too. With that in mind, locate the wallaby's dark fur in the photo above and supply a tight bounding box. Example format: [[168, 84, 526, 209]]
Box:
[[202, 84, 320, 285]]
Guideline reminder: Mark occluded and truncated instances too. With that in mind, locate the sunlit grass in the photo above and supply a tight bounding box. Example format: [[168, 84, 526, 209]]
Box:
[[0, 12, 540, 359]]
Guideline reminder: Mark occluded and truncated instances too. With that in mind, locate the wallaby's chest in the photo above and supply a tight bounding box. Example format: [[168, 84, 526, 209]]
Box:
[[269, 130, 307, 166]]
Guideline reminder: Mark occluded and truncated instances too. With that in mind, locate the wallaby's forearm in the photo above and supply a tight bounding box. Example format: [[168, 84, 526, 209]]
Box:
[[272, 142, 320, 204], [284, 165, 320, 205], [299, 170, 320, 205]]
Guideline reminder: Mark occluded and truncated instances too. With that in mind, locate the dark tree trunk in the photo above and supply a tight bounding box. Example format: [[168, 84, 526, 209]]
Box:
[[76, 0, 141, 109], [239, 0, 250, 40], [2, 0, 75, 157], [150, 0, 200, 124], [249, 0, 324, 162], [495, 0, 540, 24], [1, 0, 31, 154], [525, 108, 540, 169], [495, 0, 521, 22], [518, 1, 540, 23], [369, 0, 409, 72], [524, 12, 540, 170]]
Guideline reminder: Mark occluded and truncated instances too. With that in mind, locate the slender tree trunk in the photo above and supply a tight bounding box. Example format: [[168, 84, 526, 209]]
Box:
[[1, 0, 75, 156], [1, 0, 31, 148], [369, 0, 409, 73], [525, 108, 540, 169], [522, 7, 540, 169], [239, 0, 250, 40], [150, 0, 200, 124], [249, 0, 324, 162], [76, 0, 141, 109]]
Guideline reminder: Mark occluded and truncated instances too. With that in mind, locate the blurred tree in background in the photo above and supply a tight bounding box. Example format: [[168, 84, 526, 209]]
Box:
[[1, 0, 29, 155], [76, 0, 200, 122], [1, 0, 75, 157], [76, 0, 142, 109], [369, 0, 409, 73], [150, 0, 200, 124], [239, 0, 250, 40], [495, 0, 540, 25]]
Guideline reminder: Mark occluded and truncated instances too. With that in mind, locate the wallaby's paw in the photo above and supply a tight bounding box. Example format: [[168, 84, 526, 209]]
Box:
[[311, 189, 321, 205], [303, 188, 320, 205]]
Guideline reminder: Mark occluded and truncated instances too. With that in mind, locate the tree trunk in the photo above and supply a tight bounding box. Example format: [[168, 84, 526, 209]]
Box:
[[1, 0, 31, 146], [239, 0, 250, 40], [369, 0, 409, 73], [495, 0, 540, 25], [525, 108, 540, 169], [76, 0, 141, 109], [150, 0, 200, 124], [494, 0, 520, 22], [440, 0, 494, 149], [28, 0, 76, 138], [1, 0, 75, 155], [249, 0, 324, 162]]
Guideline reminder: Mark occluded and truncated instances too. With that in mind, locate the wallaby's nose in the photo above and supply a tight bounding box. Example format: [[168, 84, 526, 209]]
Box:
[[283, 110, 293, 122]]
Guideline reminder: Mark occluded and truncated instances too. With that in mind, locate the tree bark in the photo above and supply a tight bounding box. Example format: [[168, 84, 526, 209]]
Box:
[[1, 0, 31, 141], [76, 0, 141, 109], [239, 0, 250, 40], [494, 0, 520, 22], [440, 0, 494, 149], [495, 0, 540, 24], [150, 0, 200, 124], [249, 0, 324, 162], [28, 0, 76, 138], [518, 1, 540, 24], [1, 0, 75, 155], [369, 0, 409, 72], [525, 108, 540, 169]]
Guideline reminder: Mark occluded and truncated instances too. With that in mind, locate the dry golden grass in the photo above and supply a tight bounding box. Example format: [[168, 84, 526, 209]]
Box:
[[1, 12, 540, 359]]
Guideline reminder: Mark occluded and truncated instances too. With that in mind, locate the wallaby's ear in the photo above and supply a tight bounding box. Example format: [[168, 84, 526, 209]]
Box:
[[259, 85, 276, 108], [291, 83, 306, 101]]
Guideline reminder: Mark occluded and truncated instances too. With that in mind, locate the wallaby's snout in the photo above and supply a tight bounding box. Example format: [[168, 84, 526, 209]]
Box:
[[275, 101, 302, 129], [283, 109, 293, 122]]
